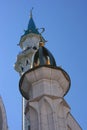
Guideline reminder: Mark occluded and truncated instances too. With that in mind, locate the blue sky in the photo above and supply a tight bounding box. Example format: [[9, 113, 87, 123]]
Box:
[[0, 0, 87, 129]]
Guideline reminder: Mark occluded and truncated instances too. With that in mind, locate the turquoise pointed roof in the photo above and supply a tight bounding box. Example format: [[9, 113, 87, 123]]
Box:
[[20, 9, 46, 44], [23, 10, 39, 36]]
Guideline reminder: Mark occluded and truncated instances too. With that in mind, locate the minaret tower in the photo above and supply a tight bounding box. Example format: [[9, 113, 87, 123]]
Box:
[[14, 11, 82, 130], [14, 10, 46, 130]]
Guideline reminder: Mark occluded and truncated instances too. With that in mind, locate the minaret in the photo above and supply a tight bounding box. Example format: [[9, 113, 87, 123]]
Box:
[[14, 10, 46, 130], [14, 11, 82, 130]]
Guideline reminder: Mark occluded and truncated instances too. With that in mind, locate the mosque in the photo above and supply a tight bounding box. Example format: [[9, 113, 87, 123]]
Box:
[[0, 10, 82, 130]]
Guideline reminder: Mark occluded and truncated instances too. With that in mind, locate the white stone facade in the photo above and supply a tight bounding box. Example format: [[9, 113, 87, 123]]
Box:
[[14, 33, 42, 130], [19, 66, 82, 130], [14, 33, 41, 76]]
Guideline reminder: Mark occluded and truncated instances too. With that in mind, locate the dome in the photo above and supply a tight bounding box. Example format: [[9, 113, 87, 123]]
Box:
[[33, 46, 56, 67]]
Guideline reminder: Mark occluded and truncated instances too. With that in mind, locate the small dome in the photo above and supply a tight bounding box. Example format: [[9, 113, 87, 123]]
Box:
[[33, 46, 56, 67]]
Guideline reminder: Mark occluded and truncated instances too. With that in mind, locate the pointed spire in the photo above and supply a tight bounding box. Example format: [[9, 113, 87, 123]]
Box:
[[21, 9, 46, 44], [23, 8, 39, 36], [30, 7, 33, 18]]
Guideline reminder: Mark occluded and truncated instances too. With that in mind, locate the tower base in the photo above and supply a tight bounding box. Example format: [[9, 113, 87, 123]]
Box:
[[19, 66, 82, 130]]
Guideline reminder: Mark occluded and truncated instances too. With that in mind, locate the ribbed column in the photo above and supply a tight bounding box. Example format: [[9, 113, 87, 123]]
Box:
[[19, 66, 82, 130]]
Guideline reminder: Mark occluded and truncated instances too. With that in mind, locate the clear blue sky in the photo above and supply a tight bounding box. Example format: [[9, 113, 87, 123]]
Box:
[[0, 0, 87, 130]]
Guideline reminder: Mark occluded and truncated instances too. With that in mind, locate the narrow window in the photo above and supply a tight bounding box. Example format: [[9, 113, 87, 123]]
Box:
[[21, 66, 24, 72], [28, 125, 30, 130], [26, 60, 29, 65]]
